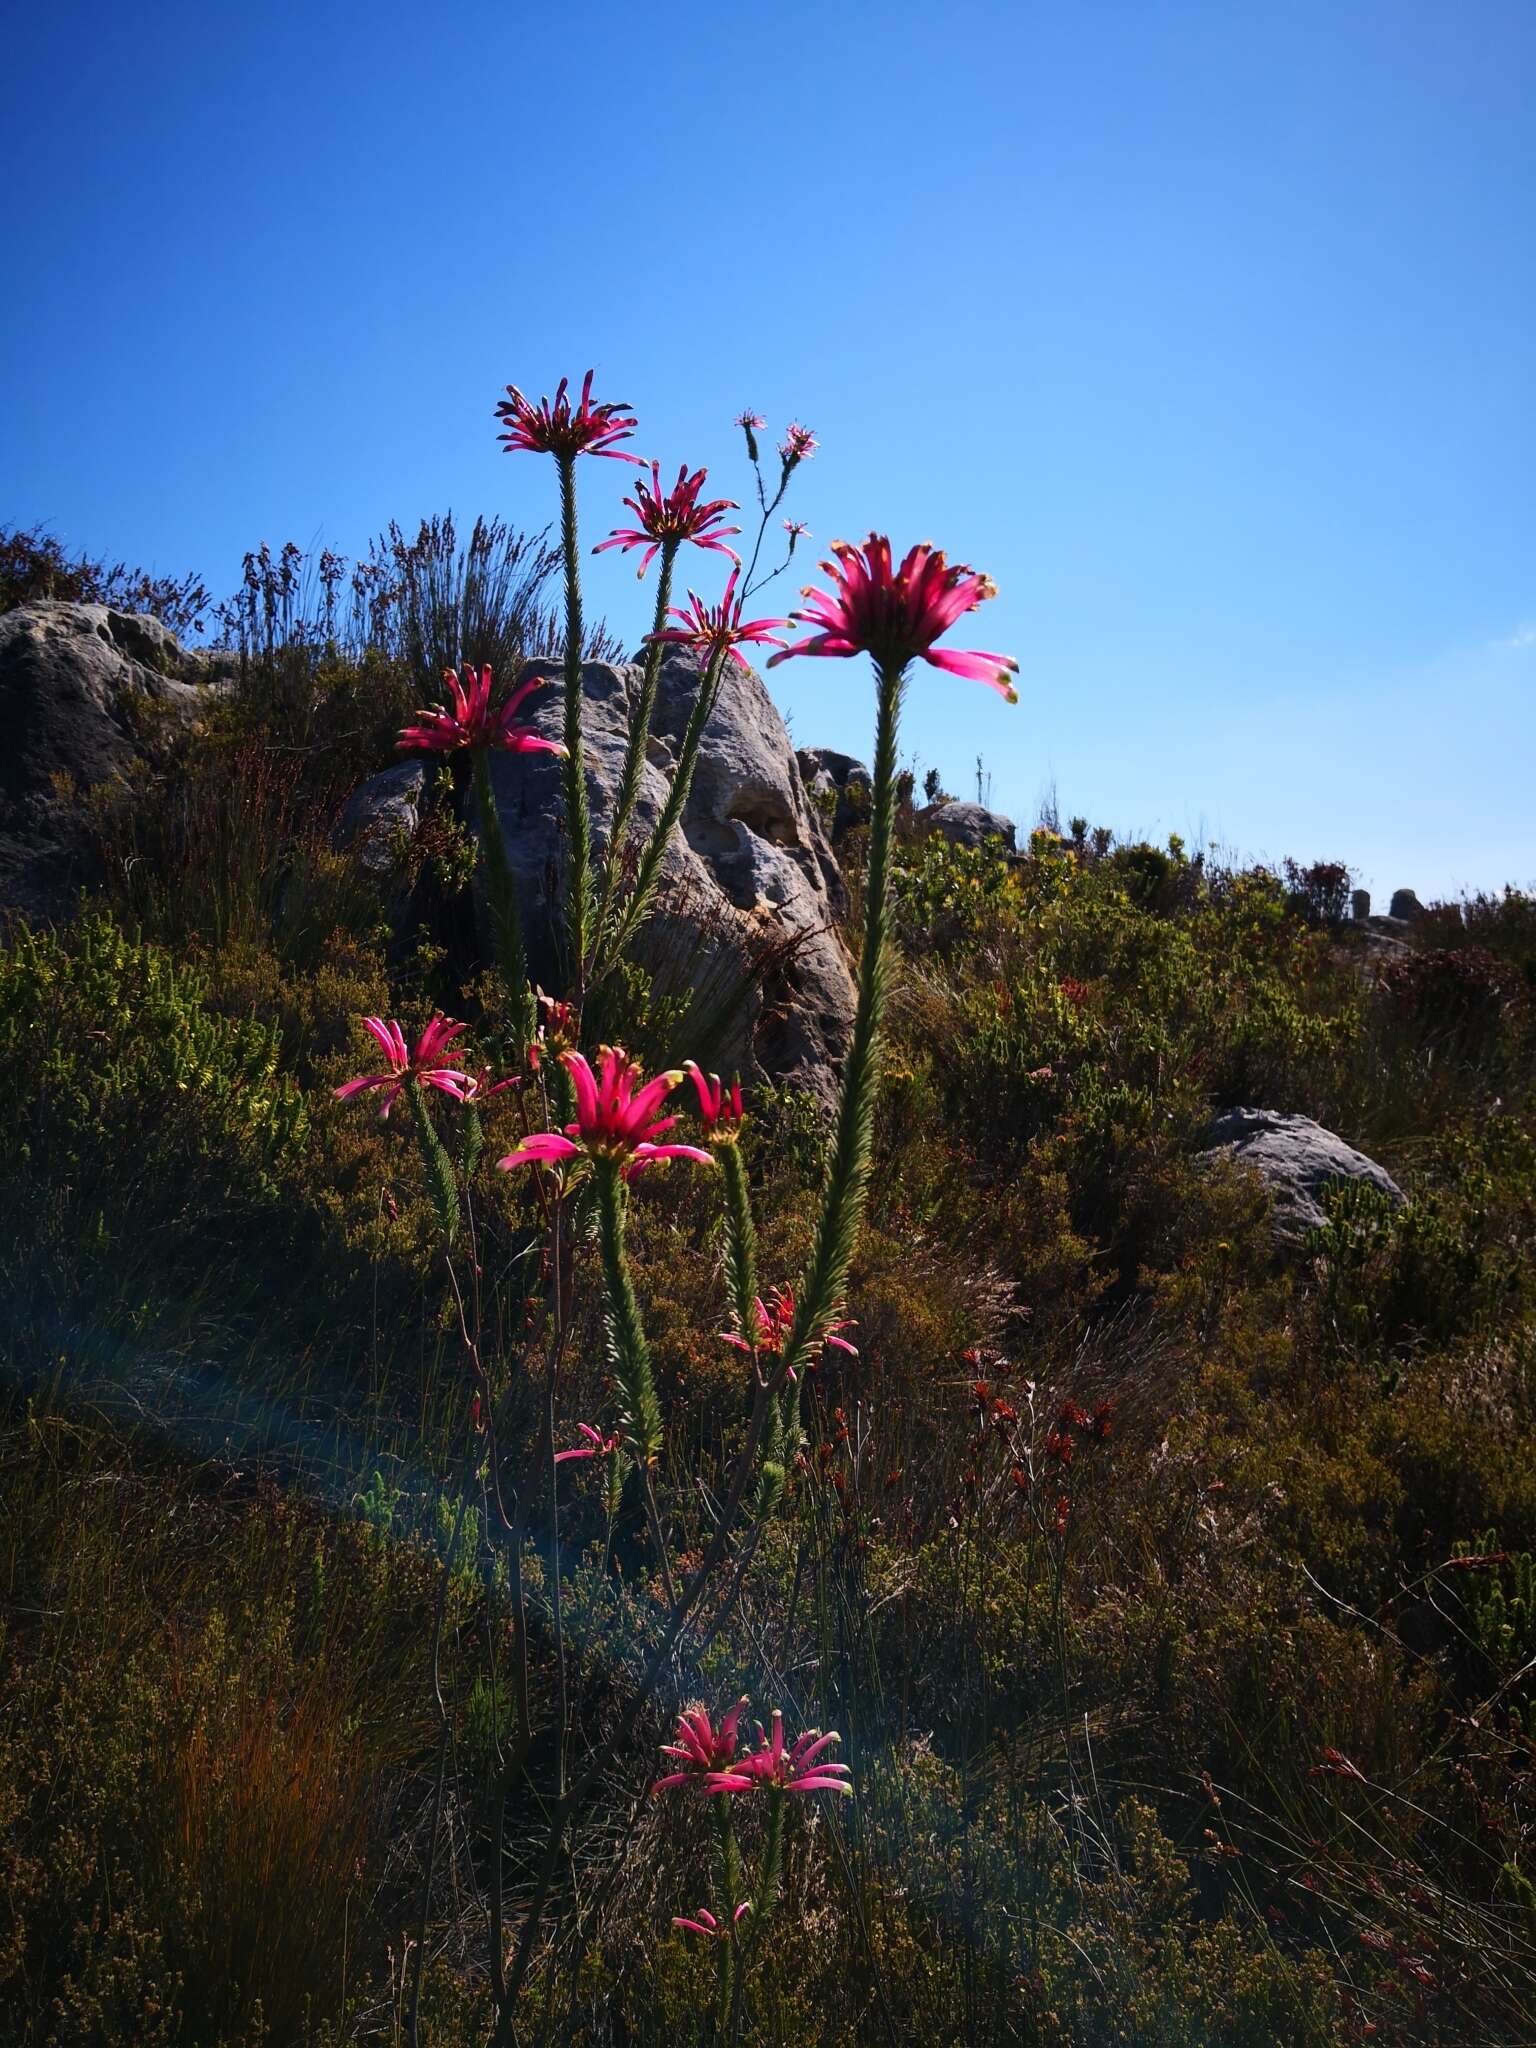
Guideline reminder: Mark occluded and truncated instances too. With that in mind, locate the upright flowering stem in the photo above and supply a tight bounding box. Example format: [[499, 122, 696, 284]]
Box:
[[406, 1075, 461, 1245], [470, 747, 536, 1055], [557, 452, 594, 984], [597, 637, 729, 975], [592, 1158, 677, 1603], [592, 535, 679, 959], [777, 660, 904, 1390], [718, 1141, 759, 1356]]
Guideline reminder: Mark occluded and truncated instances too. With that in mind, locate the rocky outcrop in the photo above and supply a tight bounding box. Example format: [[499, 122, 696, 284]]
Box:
[[1389, 888, 1424, 922], [0, 602, 230, 921], [1200, 1107, 1404, 1243], [335, 759, 428, 878], [479, 653, 856, 1109], [916, 799, 1017, 853], [795, 746, 872, 839]]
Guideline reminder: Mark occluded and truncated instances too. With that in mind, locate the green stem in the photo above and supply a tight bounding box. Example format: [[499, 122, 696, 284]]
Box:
[[592, 1160, 664, 1468], [471, 746, 535, 1056], [778, 659, 905, 1393], [557, 453, 593, 987], [595, 638, 730, 984], [712, 1799, 742, 2035], [407, 1078, 459, 1245], [719, 1141, 758, 1352], [592, 538, 679, 963]]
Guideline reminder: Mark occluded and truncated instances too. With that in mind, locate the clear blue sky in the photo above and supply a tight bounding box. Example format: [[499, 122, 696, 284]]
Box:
[[4, 0, 1532, 902]]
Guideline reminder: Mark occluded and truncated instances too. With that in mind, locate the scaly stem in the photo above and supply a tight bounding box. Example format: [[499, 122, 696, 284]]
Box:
[[407, 1079, 459, 1245], [471, 746, 535, 1056], [556, 453, 593, 987], [592, 1160, 677, 1604], [779, 658, 905, 1404], [594, 638, 730, 985], [592, 538, 679, 964], [719, 1141, 758, 1352]]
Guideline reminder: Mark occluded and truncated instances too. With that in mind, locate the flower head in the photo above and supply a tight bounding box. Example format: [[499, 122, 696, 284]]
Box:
[[783, 518, 811, 546], [767, 535, 1019, 702], [685, 1062, 744, 1140], [398, 666, 566, 755], [646, 564, 789, 673], [494, 370, 643, 464], [594, 463, 741, 579], [735, 1710, 852, 1797], [734, 410, 767, 432], [779, 422, 818, 465], [673, 1903, 752, 1941], [454, 1065, 522, 1106], [334, 1016, 471, 1119], [526, 990, 579, 1072], [653, 1698, 752, 1795], [554, 1422, 620, 1465], [496, 1046, 713, 1181], [720, 1283, 856, 1376]]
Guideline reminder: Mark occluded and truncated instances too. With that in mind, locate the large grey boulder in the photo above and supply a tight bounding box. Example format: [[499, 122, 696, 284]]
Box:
[[0, 601, 229, 921], [1389, 888, 1425, 922], [1200, 1107, 1404, 1243], [479, 653, 856, 1109], [916, 799, 1017, 853]]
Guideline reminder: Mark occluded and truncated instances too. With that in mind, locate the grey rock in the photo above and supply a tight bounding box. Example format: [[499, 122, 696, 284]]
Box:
[[0, 601, 225, 921], [1389, 888, 1424, 922], [916, 799, 1017, 853], [1200, 1107, 1404, 1244], [1351, 889, 1372, 922], [795, 746, 872, 837], [335, 759, 427, 877], [479, 653, 856, 1109]]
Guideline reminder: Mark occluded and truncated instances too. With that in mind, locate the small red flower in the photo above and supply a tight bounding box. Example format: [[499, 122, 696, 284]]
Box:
[[646, 564, 790, 672], [398, 666, 565, 756], [593, 462, 741, 579], [494, 370, 643, 463]]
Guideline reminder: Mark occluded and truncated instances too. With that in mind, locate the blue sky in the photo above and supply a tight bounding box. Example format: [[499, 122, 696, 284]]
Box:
[[4, 0, 1532, 901]]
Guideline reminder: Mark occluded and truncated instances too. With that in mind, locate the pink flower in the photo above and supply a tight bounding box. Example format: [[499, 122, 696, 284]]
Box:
[[397, 665, 566, 755], [734, 410, 767, 432], [767, 535, 1020, 702], [779, 422, 818, 464], [593, 463, 741, 579], [646, 564, 789, 672], [495, 1046, 713, 1181], [783, 518, 811, 542], [554, 1422, 620, 1465], [720, 1283, 856, 1376], [455, 1065, 522, 1106], [333, 1016, 471, 1119], [684, 1061, 744, 1138], [735, 1710, 852, 1797], [653, 1698, 752, 1795], [673, 1902, 752, 1940], [494, 369, 644, 464]]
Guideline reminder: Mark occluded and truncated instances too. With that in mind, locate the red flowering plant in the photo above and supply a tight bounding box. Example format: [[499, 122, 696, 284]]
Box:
[[322, 372, 1017, 2034]]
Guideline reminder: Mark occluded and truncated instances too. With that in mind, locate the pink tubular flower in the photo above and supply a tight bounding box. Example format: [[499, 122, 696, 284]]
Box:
[[593, 462, 741, 579], [495, 1046, 713, 1181], [673, 1902, 752, 1940], [734, 410, 767, 432], [720, 1283, 856, 1376], [684, 1061, 744, 1139], [779, 422, 818, 464], [646, 564, 789, 673], [767, 535, 1020, 702], [554, 1422, 620, 1465], [653, 1698, 752, 1795], [494, 369, 644, 463], [736, 1711, 852, 1797], [397, 665, 566, 755], [334, 1016, 470, 1119], [455, 1065, 522, 1106]]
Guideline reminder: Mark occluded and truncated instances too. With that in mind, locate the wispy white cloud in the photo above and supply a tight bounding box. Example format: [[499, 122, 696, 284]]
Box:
[[1493, 621, 1536, 651]]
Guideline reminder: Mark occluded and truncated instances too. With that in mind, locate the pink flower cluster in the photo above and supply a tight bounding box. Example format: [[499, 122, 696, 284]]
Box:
[[495, 369, 643, 464], [653, 1701, 851, 1799], [397, 665, 565, 757], [594, 461, 741, 579], [332, 1016, 472, 1119]]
